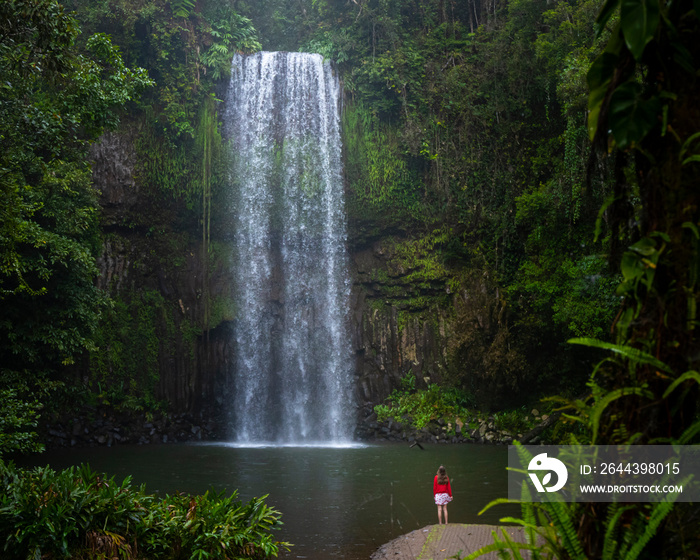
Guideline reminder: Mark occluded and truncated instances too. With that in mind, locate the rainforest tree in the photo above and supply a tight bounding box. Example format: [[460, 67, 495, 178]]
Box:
[[0, 0, 152, 455], [479, 0, 700, 556]]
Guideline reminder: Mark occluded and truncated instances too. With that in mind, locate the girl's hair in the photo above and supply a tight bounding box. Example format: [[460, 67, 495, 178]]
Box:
[[437, 465, 448, 485]]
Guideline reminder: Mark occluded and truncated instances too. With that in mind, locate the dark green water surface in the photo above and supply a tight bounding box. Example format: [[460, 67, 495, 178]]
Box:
[[21, 442, 516, 559]]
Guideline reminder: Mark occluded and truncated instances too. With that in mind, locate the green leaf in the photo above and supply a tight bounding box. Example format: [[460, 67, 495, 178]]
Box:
[[620, 250, 645, 282], [595, 193, 618, 241], [608, 81, 661, 148], [678, 421, 700, 444], [587, 52, 620, 140], [596, 0, 622, 37], [629, 236, 657, 256], [587, 85, 608, 141], [625, 500, 677, 558], [620, 0, 660, 60], [650, 230, 670, 243], [682, 155, 700, 165], [662, 370, 700, 398], [590, 387, 655, 442], [602, 504, 632, 558], [682, 221, 700, 239], [679, 131, 700, 156], [568, 337, 672, 372], [587, 52, 619, 92]]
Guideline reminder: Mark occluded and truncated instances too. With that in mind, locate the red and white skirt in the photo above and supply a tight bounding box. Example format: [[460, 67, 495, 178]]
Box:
[[434, 493, 452, 505]]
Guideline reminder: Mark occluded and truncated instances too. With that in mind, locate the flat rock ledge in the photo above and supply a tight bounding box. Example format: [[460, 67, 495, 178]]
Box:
[[372, 524, 537, 560]]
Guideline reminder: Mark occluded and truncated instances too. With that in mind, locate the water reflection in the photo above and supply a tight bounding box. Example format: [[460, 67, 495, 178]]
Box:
[[19, 442, 516, 560]]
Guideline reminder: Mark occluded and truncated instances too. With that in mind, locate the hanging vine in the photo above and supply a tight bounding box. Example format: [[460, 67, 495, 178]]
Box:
[[196, 94, 220, 346]]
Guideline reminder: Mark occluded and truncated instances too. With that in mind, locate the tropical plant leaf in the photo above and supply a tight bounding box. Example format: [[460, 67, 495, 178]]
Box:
[[170, 0, 195, 18], [629, 237, 658, 256], [608, 81, 661, 149], [595, 0, 622, 37], [595, 193, 618, 241], [602, 504, 632, 558], [620, 250, 646, 282], [587, 52, 620, 91], [677, 420, 700, 444], [620, 0, 660, 61], [683, 154, 700, 165], [679, 131, 700, 157], [586, 52, 619, 140], [478, 498, 524, 515]]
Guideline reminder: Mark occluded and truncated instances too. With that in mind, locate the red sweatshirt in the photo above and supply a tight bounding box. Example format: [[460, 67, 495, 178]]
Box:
[[433, 475, 452, 497]]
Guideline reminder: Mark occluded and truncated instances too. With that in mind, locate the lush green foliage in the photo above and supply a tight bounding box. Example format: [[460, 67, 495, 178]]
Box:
[[0, 0, 152, 455], [491, 407, 541, 436], [374, 373, 546, 435], [48, 0, 249, 416], [67, 0, 259, 141], [2, 1, 697, 555], [374, 373, 475, 429], [0, 381, 46, 457], [468, 0, 700, 555], [0, 461, 289, 559], [0, 0, 152, 370], [88, 290, 171, 411], [1, 0, 622, 423], [471, 479, 677, 560], [246, 0, 622, 401], [342, 103, 425, 227]]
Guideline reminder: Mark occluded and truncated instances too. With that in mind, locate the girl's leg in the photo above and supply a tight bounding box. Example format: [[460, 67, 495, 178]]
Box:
[[444, 505, 448, 524], [436, 505, 443, 524]]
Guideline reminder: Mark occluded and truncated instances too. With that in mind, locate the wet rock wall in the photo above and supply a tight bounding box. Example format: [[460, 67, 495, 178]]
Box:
[[86, 128, 510, 433]]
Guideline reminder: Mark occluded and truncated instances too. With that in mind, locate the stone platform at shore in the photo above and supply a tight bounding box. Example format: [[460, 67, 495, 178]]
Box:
[[371, 524, 535, 560]]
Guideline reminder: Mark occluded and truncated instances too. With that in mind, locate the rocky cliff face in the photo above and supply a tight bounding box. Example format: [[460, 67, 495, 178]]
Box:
[[348, 235, 519, 417], [350, 240, 451, 405], [89, 129, 232, 420], [87, 128, 514, 431]]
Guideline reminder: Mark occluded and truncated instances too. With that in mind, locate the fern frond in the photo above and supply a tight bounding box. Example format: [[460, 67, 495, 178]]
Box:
[[588, 387, 655, 443], [543, 501, 586, 560], [662, 370, 700, 398], [463, 528, 544, 560], [568, 338, 672, 373], [601, 503, 631, 559], [622, 498, 678, 559], [170, 0, 195, 18]]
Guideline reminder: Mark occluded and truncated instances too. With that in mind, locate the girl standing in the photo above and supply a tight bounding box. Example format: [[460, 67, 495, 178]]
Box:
[[433, 465, 452, 524]]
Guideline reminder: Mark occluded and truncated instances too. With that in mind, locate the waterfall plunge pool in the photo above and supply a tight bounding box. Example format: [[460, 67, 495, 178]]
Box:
[[19, 442, 516, 559]]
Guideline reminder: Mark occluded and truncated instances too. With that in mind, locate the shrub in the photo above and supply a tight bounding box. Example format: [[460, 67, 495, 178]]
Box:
[[374, 374, 474, 429], [0, 461, 289, 559]]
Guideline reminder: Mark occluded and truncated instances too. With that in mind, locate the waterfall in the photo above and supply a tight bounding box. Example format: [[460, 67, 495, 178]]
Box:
[[223, 52, 354, 445]]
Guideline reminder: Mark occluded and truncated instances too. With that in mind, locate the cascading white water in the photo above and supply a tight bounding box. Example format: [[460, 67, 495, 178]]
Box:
[[224, 52, 354, 444]]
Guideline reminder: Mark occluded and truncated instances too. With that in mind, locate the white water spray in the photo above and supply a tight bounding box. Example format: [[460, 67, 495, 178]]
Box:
[[224, 52, 353, 444]]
